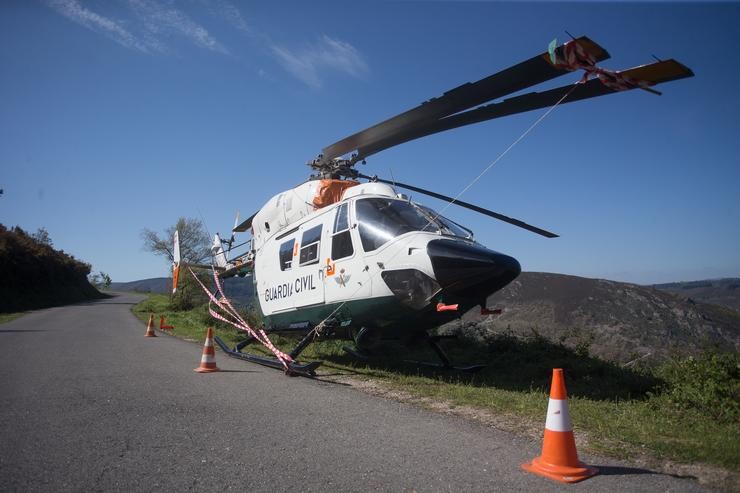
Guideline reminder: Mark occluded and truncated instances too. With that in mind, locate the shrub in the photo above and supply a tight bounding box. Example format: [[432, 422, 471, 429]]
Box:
[[653, 351, 740, 422]]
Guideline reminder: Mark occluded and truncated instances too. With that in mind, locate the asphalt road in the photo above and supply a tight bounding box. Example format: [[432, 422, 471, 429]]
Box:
[[0, 294, 710, 492]]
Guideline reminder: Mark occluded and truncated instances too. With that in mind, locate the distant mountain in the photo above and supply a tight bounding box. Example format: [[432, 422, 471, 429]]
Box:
[[110, 277, 170, 294], [110, 276, 255, 303], [457, 272, 740, 365], [115, 272, 740, 365], [653, 278, 740, 312]]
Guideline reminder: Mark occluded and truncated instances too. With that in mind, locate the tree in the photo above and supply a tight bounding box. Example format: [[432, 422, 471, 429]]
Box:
[[32, 227, 53, 247], [100, 272, 112, 289], [141, 217, 212, 311], [88, 272, 101, 287], [141, 217, 211, 264]]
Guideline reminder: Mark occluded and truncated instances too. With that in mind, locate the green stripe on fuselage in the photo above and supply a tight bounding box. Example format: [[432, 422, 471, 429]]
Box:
[[264, 296, 455, 335]]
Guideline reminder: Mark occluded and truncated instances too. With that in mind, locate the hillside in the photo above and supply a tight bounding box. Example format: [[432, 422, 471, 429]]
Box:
[[111, 276, 255, 302], [110, 277, 171, 293], [0, 225, 104, 312], [119, 270, 740, 365], [653, 278, 740, 312], [454, 272, 740, 365]]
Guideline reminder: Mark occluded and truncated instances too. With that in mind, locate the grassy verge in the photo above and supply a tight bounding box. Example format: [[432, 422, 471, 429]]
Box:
[[0, 312, 26, 324], [133, 294, 739, 477]]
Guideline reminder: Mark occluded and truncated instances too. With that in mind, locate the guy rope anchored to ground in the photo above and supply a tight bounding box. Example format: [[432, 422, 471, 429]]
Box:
[[190, 36, 663, 374], [302, 38, 612, 342]]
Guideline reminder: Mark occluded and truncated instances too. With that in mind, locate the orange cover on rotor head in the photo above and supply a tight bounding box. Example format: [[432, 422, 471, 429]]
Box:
[[312, 180, 359, 209]]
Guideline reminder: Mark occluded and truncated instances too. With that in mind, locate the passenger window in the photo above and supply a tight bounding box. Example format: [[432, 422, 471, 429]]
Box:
[[279, 239, 295, 271], [299, 224, 322, 266], [331, 203, 353, 260]]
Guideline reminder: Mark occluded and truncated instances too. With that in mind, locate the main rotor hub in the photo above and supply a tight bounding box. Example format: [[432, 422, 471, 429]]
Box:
[[307, 155, 363, 180]]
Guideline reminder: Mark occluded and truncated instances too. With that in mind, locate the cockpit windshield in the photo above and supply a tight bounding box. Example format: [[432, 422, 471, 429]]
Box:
[[355, 198, 473, 252], [417, 205, 474, 241]]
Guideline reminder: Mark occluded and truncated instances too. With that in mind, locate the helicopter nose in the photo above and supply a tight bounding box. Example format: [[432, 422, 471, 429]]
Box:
[[427, 239, 521, 298]]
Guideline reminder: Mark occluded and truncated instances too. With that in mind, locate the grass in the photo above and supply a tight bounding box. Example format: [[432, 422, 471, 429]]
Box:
[[133, 294, 740, 476], [0, 312, 26, 324]]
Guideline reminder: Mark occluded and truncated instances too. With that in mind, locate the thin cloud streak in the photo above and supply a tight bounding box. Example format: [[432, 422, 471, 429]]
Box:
[[206, 0, 250, 33], [47, 0, 228, 55], [271, 35, 369, 89], [271, 45, 322, 89], [128, 0, 228, 55], [46, 0, 153, 53], [45, 2, 370, 89]]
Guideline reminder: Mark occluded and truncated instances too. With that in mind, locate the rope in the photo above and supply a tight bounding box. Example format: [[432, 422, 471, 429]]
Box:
[[207, 38, 621, 360], [429, 82, 580, 221], [308, 77, 583, 338]]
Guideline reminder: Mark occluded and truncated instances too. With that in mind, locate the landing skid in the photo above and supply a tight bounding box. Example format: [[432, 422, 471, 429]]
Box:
[[342, 345, 370, 360], [213, 334, 322, 377], [405, 335, 486, 374]]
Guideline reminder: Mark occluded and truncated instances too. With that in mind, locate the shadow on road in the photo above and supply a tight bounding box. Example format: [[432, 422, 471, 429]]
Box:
[[595, 465, 697, 481], [0, 329, 47, 333], [214, 369, 258, 373]]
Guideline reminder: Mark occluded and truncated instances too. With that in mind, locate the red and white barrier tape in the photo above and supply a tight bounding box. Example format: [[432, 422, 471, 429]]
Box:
[[188, 267, 293, 370], [553, 40, 654, 92]]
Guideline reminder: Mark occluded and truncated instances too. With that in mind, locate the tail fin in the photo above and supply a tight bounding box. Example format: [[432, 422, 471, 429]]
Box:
[[172, 230, 181, 294], [212, 233, 229, 269]]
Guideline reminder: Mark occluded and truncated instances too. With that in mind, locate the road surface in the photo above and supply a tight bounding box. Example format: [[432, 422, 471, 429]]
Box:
[[0, 294, 710, 491]]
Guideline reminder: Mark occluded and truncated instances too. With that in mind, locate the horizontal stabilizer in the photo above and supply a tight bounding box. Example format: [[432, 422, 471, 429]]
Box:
[[233, 212, 257, 233]]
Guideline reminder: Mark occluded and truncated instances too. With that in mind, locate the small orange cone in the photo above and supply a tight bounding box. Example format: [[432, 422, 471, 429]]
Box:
[[144, 314, 157, 337], [159, 315, 174, 330], [521, 368, 597, 483], [194, 327, 220, 373]]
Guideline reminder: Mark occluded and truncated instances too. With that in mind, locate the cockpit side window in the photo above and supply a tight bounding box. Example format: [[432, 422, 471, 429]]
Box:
[[299, 224, 322, 266], [331, 203, 353, 260], [279, 239, 295, 271]]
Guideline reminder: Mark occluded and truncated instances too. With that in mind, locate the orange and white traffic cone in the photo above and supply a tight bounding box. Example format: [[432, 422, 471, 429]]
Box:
[[144, 314, 157, 337], [159, 315, 174, 330], [521, 368, 597, 483], [194, 327, 220, 373]]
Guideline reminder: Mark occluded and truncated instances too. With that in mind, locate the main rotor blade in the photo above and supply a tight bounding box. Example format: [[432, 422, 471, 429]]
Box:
[[320, 36, 609, 164], [355, 59, 694, 160], [358, 174, 558, 238]]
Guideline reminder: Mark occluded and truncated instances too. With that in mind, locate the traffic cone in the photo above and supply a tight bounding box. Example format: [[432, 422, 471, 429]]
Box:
[[194, 327, 220, 373], [521, 368, 597, 483], [144, 314, 157, 337], [159, 315, 174, 330]]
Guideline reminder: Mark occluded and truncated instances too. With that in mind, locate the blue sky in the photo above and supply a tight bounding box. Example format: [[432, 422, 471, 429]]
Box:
[[1, 1, 738, 284]]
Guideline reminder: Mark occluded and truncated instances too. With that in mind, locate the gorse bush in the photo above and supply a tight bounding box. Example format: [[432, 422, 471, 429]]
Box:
[[653, 351, 739, 422], [0, 224, 103, 312], [169, 268, 211, 311]]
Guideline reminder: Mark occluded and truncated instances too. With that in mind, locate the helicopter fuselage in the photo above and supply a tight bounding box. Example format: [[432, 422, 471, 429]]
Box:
[[197, 35, 692, 371], [250, 182, 520, 343]]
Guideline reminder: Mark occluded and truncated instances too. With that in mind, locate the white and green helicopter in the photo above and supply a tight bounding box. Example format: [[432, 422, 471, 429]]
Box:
[[173, 36, 692, 376]]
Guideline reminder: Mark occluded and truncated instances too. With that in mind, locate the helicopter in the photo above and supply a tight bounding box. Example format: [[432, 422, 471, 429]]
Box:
[[173, 35, 693, 376]]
